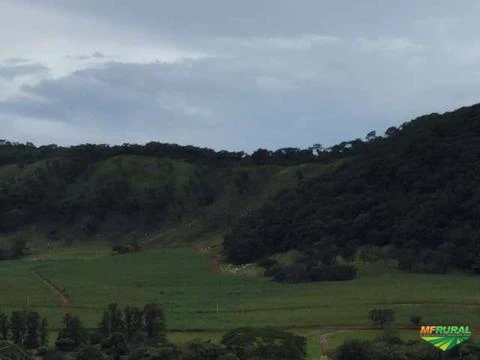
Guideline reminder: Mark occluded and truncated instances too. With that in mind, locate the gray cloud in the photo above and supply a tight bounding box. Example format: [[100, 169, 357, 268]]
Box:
[[4, 57, 31, 64], [0, 63, 48, 80], [66, 51, 106, 60]]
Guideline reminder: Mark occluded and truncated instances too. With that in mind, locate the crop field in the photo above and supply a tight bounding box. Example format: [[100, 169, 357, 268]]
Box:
[[0, 245, 479, 359]]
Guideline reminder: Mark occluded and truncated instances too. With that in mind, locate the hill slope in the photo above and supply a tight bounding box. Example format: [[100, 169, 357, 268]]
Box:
[[225, 104, 480, 275], [0, 142, 334, 254]]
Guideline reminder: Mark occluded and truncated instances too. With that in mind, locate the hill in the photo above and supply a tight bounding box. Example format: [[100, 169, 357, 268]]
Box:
[[225, 103, 480, 278], [2, 103, 480, 280], [0, 140, 337, 257]]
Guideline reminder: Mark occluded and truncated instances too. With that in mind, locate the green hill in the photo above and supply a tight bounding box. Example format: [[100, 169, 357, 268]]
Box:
[[225, 104, 480, 278], [0, 142, 334, 255]]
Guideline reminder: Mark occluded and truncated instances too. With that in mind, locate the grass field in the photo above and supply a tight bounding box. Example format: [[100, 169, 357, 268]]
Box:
[[0, 245, 479, 359]]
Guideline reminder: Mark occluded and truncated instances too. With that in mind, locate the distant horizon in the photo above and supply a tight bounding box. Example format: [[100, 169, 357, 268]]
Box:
[[0, 101, 476, 152]]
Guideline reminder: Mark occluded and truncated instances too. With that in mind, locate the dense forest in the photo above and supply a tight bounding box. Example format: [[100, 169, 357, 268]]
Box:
[[225, 104, 480, 279]]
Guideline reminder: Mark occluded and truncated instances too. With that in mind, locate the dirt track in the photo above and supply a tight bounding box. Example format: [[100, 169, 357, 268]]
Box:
[[31, 268, 70, 308]]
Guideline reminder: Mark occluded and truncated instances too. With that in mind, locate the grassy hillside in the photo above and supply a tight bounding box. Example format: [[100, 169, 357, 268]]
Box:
[[0, 151, 333, 254]]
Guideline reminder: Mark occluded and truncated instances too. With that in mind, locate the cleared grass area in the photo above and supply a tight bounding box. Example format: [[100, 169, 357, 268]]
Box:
[[3, 247, 477, 329], [1, 246, 479, 359]]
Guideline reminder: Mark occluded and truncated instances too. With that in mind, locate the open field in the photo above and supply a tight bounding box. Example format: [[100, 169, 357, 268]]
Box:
[[0, 245, 479, 359]]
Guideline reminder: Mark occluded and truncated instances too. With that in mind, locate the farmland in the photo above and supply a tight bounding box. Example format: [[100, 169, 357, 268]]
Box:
[[0, 245, 478, 358]]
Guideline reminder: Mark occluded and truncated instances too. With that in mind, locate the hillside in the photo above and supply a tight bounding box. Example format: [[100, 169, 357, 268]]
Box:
[[2, 103, 480, 280], [0, 141, 336, 256], [225, 104, 480, 278]]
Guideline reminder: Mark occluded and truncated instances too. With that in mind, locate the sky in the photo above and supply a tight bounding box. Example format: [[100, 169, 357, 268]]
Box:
[[1, 1, 480, 151]]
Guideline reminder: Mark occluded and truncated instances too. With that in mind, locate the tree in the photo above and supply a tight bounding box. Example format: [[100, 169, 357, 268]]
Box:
[[10, 311, 27, 345], [76, 345, 105, 360], [366, 130, 377, 141], [10, 237, 27, 259], [183, 340, 231, 360], [40, 317, 49, 346], [335, 339, 374, 360], [25, 311, 41, 349], [0, 309, 8, 340], [311, 143, 324, 156], [368, 309, 395, 329], [98, 303, 125, 338], [143, 304, 166, 343], [125, 306, 144, 341], [99, 310, 111, 338], [221, 328, 306, 360], [56, 313, 86, 351], [359, 246, 383, 264], [105, 332, 128, 360]]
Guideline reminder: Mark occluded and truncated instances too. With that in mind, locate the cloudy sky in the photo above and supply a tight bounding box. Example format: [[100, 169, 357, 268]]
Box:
[[1, 0, 480, 151]]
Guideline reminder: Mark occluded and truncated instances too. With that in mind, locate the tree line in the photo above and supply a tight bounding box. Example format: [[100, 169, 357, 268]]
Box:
[[0, 303, 307, 360]]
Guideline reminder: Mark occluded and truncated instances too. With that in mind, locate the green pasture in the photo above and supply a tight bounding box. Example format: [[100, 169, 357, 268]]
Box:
[[0, 246, 479, 359]]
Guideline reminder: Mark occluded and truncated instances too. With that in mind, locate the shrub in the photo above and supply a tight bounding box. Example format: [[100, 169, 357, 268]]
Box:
[[222, 327, 306, 360], [375, 330, 403, 345], [258, 258, 278, 269], [335, 339, 374, 360], [112, 245, 130, 254]]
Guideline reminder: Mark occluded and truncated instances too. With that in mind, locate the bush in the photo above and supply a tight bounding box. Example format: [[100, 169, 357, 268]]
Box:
[[76, 345, 105, 360], [335, 339, 374, 360], [112, 245, 130, 255], [375, 330, 403, 345], [264, 264, 288, 282], [258, 258, 278, 269], [55, 338, 77, 352], [221, 327, 306, 360]]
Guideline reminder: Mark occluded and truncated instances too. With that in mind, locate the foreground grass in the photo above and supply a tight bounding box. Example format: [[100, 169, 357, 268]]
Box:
[[0, 246, 479, 358]]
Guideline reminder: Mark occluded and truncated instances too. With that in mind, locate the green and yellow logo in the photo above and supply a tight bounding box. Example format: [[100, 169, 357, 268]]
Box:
[[420, 326, 472, 351]]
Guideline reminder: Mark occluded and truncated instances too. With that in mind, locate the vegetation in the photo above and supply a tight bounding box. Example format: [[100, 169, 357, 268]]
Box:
[[0, 303, 307, 360], [225, 104, 480, 278], [0, 308, 48, 349], [334, 335, 480, 360], [368, 309, 395, 329]]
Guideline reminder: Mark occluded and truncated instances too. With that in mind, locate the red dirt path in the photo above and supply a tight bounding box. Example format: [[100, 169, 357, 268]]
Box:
[[31, 269, 70, 308]]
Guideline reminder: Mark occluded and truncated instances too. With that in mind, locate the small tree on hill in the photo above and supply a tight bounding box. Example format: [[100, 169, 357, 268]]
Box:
[[368, 309, 395, 329]]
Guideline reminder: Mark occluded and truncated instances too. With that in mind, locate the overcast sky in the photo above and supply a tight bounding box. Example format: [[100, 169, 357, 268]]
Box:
[[1, 0, 480, 151]]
